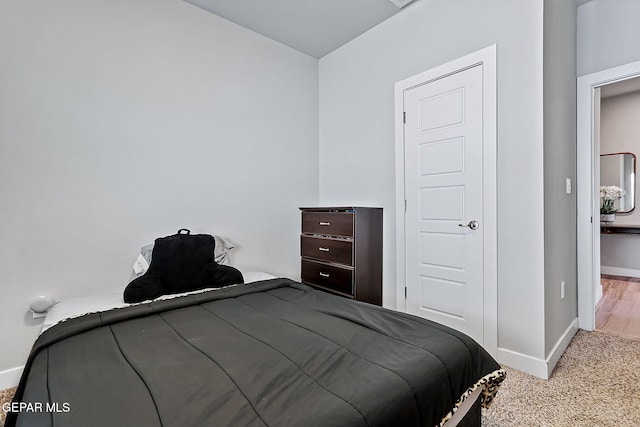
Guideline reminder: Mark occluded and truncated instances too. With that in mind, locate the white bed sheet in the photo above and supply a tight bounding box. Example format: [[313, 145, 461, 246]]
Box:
[[41, 271, 277, 334]]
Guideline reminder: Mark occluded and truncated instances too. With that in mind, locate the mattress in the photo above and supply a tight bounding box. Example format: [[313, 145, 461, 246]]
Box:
[[8, 278, 504, 427]]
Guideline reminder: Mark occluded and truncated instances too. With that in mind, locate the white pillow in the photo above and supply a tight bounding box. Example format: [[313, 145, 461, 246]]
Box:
[[131, 235, 235, 279], [41, 270, 276, 333], [41, 293, 127, 333]]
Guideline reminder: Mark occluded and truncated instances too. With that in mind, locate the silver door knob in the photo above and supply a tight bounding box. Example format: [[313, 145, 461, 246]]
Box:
[[459, 220, 479, 230]]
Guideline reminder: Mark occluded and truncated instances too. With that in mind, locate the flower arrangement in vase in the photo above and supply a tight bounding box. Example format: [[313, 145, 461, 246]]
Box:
[[600, 185, 625, 222]]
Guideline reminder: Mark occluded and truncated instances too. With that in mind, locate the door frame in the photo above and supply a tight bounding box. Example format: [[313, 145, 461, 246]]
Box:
[[394, 45, 497, 356], [577, 59, 640, 330]]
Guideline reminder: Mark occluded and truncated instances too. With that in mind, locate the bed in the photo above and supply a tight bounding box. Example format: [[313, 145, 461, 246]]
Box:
[[6, 276, 504, 427]]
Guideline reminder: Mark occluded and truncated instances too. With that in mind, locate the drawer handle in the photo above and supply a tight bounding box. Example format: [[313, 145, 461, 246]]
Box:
[[318, 247, 330, 252], [319, 272, 330, 278], [319, 221, 331, 226]]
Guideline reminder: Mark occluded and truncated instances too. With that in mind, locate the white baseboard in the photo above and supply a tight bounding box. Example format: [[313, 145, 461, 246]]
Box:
[[497, 347, 549, 379], [545, 318, 579, 378], [601, 266, 640, 278], [497, 318, 578, 379], [0, 366, 23, 390]]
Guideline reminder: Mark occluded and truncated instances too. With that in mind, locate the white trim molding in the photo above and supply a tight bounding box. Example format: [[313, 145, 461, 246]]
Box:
[[577, 59, 640, 331], [601, 266, 640, 279], [0, 366, 23, 391], [497, 318, 578, 379], [497, 348, 549, 380], [394, 45, 497, 357]]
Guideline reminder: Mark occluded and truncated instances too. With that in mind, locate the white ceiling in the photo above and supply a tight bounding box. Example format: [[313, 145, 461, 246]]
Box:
[[183, 0, 593, 59], [183, 0, 411, 58]]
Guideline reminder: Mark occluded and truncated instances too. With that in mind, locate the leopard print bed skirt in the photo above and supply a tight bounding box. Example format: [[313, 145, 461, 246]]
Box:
[[438, 369, 507, 427]]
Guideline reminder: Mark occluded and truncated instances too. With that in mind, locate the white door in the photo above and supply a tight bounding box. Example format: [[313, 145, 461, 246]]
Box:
[[404, 64, 484, 343]]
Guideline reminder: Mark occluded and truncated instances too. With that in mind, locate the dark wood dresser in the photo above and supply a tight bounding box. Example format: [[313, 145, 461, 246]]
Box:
[[299, 207, 382, 306]]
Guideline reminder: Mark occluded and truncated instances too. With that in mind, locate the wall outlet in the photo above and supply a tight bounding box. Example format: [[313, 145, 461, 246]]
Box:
[[561, 281, 565, 299]]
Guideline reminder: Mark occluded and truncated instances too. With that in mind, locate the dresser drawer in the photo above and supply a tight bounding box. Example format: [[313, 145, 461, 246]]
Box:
[[302, 211, 354, 237], [301, 236, 353, 266], [301, 259, 353, 296]]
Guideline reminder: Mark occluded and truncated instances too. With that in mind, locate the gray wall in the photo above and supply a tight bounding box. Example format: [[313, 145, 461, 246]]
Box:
[[601, 235, 640, 276], [577, 0, 640, 76], [0, 0, 319, 380], [543, 0, 578, 356], [319, 0, 547, 360]]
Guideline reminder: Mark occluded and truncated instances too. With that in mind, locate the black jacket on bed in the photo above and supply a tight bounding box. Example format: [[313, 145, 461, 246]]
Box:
[[123, 230, 243, 303]]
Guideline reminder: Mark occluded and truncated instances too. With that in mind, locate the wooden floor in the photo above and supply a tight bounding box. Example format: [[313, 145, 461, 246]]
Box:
[[596, 275, 640, 340]]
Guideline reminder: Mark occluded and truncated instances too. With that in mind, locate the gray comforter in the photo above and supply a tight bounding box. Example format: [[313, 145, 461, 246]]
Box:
[[7, 278, 504, 427]]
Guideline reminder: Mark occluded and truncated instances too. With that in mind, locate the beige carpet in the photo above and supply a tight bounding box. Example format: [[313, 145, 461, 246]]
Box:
[[1, 330, 639, 426], [482, 330, 640, 426], [0, 387, 16, 426]]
